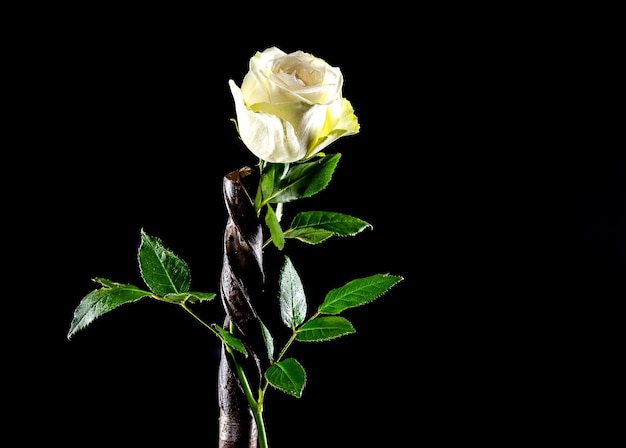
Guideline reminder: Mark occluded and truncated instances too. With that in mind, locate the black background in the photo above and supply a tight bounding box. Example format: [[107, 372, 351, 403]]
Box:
[[8, 7, 622, 447]]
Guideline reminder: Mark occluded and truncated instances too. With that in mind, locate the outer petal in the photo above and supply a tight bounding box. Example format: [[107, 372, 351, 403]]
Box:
[[303, 98, 360, 158], [229, 80, 306, 163]]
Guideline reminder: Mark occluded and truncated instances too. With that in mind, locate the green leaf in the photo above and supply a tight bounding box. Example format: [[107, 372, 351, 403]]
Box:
[[285, 211, 372, 244], [258, 162, 289, 209], [264, 204, 285, 250], [188, 291, 217, 302], [288, 229, 334, 244], [279, 256, 307, 328], [261, 319, 275, 362], [318, 274, 404, 315], [265, 358, 306, 398], [214, 325, 248, 356], [264, 153, 341, 204], [138, 229, 191, 296], [295, 316, 355, 342], [67, 279, 151, 339], [162, 291, 216, 305], [94, 277, 122, 288]]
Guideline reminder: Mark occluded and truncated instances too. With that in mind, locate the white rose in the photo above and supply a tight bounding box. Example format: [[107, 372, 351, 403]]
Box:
[[229, 47, 360, 163]]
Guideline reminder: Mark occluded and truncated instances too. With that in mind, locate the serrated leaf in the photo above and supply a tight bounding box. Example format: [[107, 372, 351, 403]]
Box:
[[162, 291, 216, 305], [265, 358, 306, 398], [267, 153, 341, 204], [285, 211, 372, 244], [279, 256, 307, 328], [295, 316, 355, 342], [189, 291, 217, 302], [318, 274, 403, 315], [265, 204, 285, 250], [138, 229, 191, 296], [67, 280, 151, 339], [214, 325, 248, 356]]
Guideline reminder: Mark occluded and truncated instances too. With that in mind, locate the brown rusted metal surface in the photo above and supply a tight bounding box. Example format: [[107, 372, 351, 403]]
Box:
[[218, 167, 267, 448]]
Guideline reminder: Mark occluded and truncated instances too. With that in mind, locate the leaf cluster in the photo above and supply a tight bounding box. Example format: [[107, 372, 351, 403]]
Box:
[[67, 152, 404, 400], [255, 153, 371, 250], [66, 230, 216, 340], [269, 255, 402, 397]]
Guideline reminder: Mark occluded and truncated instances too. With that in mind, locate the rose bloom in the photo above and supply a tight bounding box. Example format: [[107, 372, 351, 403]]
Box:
[[229, 47, 360, 163]]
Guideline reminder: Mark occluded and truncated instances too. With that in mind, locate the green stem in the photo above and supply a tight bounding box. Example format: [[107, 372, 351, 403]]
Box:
[[276, 310, 320, 361], [180, 303, 221, 337], [185, 308, 269, 448], [226, 345, 269, 448], [260, 311, 322, 397], [275, 331, 297, 364], [182, 303, 270, 446]]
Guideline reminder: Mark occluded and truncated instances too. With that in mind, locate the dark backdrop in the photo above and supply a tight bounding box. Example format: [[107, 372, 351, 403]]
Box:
[[9, 8, 622, 447]]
